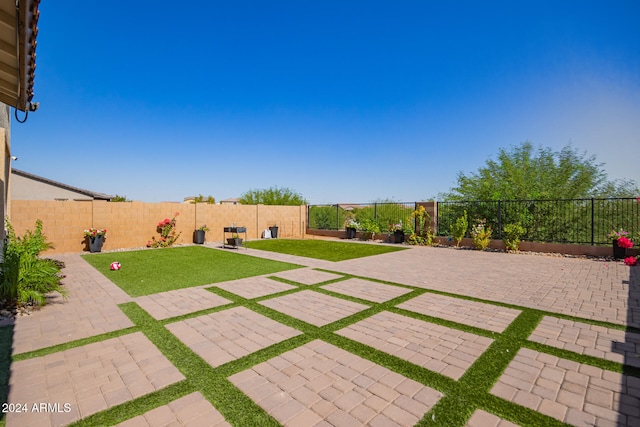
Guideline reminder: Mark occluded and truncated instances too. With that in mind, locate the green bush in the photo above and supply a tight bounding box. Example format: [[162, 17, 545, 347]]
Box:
[[450, 210, 468, 247], [357, 218, 381, 240], [407, 206, 437, 246], [503, 223, 525, 251], [1, 219, 66, 307], [471, 219, 492, 250]]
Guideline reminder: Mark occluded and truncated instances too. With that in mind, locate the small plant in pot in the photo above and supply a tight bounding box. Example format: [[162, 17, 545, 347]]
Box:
[[194, 224, 210, 244], [344, 218, 358, 239], [84, 228, 107, 253], [608, 228, 633, 260], [388, 221, 404, 243], [357, 218, 381, 241], [227, 233, 243, 247]]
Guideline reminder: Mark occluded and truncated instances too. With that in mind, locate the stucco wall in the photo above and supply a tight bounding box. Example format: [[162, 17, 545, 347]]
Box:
[[1, 105, 10, 243], [10, 200, 307, 254]]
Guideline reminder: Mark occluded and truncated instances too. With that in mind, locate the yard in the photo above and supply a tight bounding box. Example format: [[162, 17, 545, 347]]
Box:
[[3, 240, 639, 426]]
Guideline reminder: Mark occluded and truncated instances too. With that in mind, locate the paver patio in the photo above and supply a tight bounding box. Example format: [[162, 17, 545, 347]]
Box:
[[229, 339, 443, 426], [336, 311, 493, 380], [3, 243, 639, 426]]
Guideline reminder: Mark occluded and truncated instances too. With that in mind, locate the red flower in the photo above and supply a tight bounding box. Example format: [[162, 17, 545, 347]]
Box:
[[617, 237, 634, 249], [624, 256, 638, 266]]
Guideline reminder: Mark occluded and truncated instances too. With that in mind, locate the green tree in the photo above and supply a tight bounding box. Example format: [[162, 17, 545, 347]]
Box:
[[111, 194, 131, 202], [239, 186, 308, 205], [440, 141, 638, 201]]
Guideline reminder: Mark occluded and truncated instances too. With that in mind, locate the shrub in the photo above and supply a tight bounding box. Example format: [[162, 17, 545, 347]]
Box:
[[148, 212, 182, 248], [503, 223, 525, 251], [407, 206, 437, 246], [471, 219, 492, 250], [450, 210, 468, 247], [1, 219, 67, 307], [357, 218, 381, 240]]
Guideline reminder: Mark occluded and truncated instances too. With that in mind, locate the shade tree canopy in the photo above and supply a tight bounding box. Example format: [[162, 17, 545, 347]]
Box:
[[440, 141, 638, 201], [239, 186, 308, 205]]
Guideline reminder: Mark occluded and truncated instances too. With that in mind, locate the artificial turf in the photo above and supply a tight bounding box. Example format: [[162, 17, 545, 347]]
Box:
[[244, 238, 407, 261], [81, 246, 302, 297]]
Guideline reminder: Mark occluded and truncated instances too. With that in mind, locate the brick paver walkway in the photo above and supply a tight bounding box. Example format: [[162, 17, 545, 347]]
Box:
[[229, 339, 443, 426], [166, 306, 301, 368], [134, 288, 232, 320], [7, 332, 185, 427], [529, 316, 640, 367], [466, 410, 520, 427], [115, 392, 230, 427], [491, 348, 640, 426], [3, 244, 639, 426], [321, 278, 413, 303], [329, 246, 637, 327], [398, 292, 521, 333], [259, 290, 369, 326], [11, 254, 134, 353], [215, 276, 298, 299], [271, 268, 344, 285], [336, 311, 493, 380]]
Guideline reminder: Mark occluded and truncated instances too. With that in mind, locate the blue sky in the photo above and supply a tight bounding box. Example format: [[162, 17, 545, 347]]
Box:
[[11, 1, 640, 204]]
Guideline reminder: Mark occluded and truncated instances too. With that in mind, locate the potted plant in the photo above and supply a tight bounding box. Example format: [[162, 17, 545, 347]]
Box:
[[388, 221, 404, 243], [194, 224, 210, 244], [344, 218, 358, 239], [608, 228, 633, 259], [84, 228, 107, 253], [227, 233, 243, 247], [358, 218, 380, 241]]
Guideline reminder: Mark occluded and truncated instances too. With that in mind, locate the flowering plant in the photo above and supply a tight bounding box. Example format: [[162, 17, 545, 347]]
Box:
[[388, 221, 403, 233], [616, 236, 634, 249], [83, 228, 107, 238], [147, 212, 181, 248], [470, 219, 492, 250], [624, 256, 638, 266], [607, 228, 629, 241], [345, 218, 359, 229]]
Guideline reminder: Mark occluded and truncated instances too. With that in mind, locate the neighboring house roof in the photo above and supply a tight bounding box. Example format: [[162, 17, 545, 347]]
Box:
[[220, 198, 240, 204], [336, 203, 368, 211], [11, 168, 114, 200], [0, 0, 41, 111]]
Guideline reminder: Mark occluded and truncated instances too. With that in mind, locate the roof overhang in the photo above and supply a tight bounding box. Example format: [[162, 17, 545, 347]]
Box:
[[0, 0, 40, 112]]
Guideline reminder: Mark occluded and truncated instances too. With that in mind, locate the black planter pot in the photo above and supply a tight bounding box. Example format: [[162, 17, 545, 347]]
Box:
[[393, 230, 405, 244], [227, 237, 243, 247], [89, 235, 104, 253], [194, 230, 206, 244], [346, 227, 357, 239], [269, 226, 279, 239], [613, 240, 627, 260]]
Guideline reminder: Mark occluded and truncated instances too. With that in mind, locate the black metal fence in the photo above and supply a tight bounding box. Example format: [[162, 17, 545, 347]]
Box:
[[308, 202, 416, 233], [436, 198, 639, 245]]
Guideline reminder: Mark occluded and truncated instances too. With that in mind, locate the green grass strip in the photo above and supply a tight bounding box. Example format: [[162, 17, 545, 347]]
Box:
[[244, 239, 407, 261], [12, 326, 138, 362], [82, 246, 302, 297], [67, 381, 193, 427]]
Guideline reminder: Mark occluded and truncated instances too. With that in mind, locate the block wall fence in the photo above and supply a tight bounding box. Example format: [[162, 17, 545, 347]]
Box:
[[9, 200, 306, 254]]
